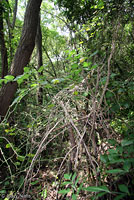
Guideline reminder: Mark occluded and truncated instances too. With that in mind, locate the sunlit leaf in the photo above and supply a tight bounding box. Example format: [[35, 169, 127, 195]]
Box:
[[4, 75, 14, 81]]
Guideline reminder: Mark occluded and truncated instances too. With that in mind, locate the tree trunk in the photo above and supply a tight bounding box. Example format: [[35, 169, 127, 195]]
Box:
[[0, 0, 42, 118], [36, 14, 43, 105], [0, 2, 8, 78]]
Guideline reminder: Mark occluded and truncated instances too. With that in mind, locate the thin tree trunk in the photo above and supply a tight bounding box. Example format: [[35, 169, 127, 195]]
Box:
[[0, 0, 42, 118], [36, 14, 43, 105], [12, 0, 18, 29], [0, 2, 8, 78]]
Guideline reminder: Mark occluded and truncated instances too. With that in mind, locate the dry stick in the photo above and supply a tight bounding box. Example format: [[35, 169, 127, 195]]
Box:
[[23, 120, 61, 197], [99, 41, 115, 108], [99, 23, 120, 108], [74, 117, 90, 169], [60, 101, 98, 174], [57, 145, 78, 176]]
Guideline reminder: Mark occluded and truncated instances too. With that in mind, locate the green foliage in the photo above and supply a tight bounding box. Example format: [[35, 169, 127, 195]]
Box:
[[58, 173, 83, 200]]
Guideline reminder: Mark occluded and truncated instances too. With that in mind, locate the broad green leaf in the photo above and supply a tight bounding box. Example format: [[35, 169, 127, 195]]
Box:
[[108, 139, 117, 145], [38, 66, 44, 72], [83, 186, 110, 193], [92, 192, 107, 200], [71, 63, 78, 69], [4, 75, 14, 81], [123, 161, 131, 172], [6, 143, 12, 148], [0, 79, 4, 84], [114, 193, 127, 200], [106, 91, 114, 98], [83, 62, 88, 67], [118, 184, 129, 194], [108, 149, 118, 154], [64, 173, 72, 180], [24, 67, 30, 73], [121, 139, 133, 147]]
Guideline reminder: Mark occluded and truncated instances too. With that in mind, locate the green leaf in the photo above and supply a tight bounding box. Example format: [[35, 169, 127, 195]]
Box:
[[106, 169, 125, 174], [4, 181, 10, 186], [64, 173, 72, 180], [90, 64, 98, 70], [17, 156, 25, 162], [4, 75, 14, 81], [0, 79, 5, 84], [121, 139, 133, 147], [72, 172, 77, 181], [31, 180, 39, 185], [75, 177, 80, 186], [72, 194, 77, 200], [58, 189, 70, 194], [6, 143, 12, 148], [71, 63, 78, 69], [90, 51, 98, 57], [11, 96, 21, 105], [114, 193, 127, 200], [0, 190, 6, 194], [100, 155, 108, 163], [92, 192, 107, 200], [38, 66, 44, 72], [108, 149, 118, 154], [24, 67, 30, 73], [41, 188, 47, 198], [73, 91, 78, 95], [51, 79, 60, 84], [118, 184, 129, 194], [83, 186, 110, 193], [106, 91, 114, 98], [123, 161, 131, 172], [30, 83, 38, 87], [62, 181, 72, 186], [15, 162, 20, 166], [108, 139, 117, 145]]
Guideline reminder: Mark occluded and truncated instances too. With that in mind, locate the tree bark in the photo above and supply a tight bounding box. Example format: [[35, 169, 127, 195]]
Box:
[[0, 0, 42, 118], [0, 2, 8, 78], [36, 14, 43, 105]]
